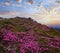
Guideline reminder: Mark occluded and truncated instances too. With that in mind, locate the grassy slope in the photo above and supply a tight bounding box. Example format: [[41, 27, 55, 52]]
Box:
[[0, 17, 60, 53], [0, 17, 60, 37]]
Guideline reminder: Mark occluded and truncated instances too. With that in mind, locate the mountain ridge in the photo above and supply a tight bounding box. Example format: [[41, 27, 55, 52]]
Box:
[[0, 17, 60, 53]]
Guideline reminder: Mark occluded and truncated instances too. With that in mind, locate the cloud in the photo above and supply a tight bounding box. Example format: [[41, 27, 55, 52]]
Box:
[[0, 10, 10, 15], [5, 0, 10, 6], [14, 0, 22, 3], [32, 7, 60, 25], [26, 0, 35, 4], [12, 4, 22, 7], [32, 0, 60, 16], [5, 0, 22, 6], [37, 0, 60, 12], [55, 0, 60, 4], [38, 2, 44, 7], [32, 11, 60, 25], [0, 10, 32, 18], [0, 10, 19, 18], [31, 0, 60, 25]]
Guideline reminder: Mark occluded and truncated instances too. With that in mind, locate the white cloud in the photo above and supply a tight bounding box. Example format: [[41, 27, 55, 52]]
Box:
[[0, 10, 18, 17], [30, 0, 60, 25], [12, 4, 22, 7], [0, 10, 32, 18], [32, 7, 60, 25]]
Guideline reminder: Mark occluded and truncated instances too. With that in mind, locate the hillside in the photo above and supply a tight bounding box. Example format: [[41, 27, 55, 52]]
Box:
[[0, 17, 60, 53]]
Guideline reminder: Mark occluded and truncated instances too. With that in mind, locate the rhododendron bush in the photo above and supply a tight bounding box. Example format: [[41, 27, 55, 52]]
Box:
[[0, 17, 60, 53], [0, 28, 60, 53]]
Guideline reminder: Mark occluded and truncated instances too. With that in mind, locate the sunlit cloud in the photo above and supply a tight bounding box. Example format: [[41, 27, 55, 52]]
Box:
[[14, 0, 22, 3], [28, 0, 60, 25], [0, 10, 19, 17], [0, 10, 32, 18], [32, 7, 60, 25]]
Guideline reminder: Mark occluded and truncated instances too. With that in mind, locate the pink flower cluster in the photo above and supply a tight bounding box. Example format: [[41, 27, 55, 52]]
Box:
[[0, 28, 60, 53], [0, 28, 39, 53]]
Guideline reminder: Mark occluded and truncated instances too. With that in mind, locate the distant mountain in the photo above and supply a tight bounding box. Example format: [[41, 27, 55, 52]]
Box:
[[50, 25, 60, 29], [55, 28, 60, 31], [0, 17, 60, 53], [49, 25, 60, 31]]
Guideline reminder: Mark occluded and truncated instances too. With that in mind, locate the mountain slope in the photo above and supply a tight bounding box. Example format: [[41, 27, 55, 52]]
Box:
[[0, 17, 60, 53]]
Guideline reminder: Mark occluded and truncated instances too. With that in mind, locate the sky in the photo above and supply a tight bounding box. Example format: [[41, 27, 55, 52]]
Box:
[[0, 0, 60, 26]]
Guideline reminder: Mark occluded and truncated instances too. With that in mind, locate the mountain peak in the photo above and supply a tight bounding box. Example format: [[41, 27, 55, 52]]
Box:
[[0, 17, 60, 53]]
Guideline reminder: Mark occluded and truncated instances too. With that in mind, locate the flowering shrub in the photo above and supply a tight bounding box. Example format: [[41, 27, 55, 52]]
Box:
[[0, 28, 60, 53], [0, 18, 60, 53], [0, 28, 39, 53]]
